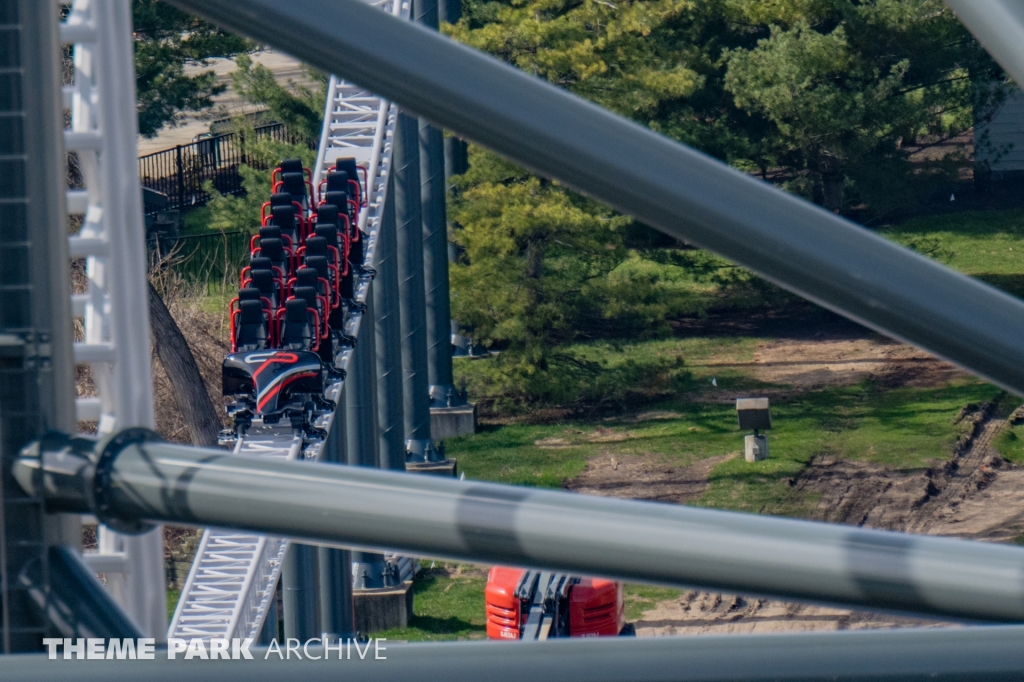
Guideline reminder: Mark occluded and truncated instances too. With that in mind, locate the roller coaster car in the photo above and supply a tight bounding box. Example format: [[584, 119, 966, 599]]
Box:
[[485, 567, 632, 640], [222, 350, 326, 422]]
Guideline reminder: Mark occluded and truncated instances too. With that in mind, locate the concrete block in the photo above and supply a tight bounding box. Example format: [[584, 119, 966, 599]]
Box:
[[430, 404, 477, 439], [745, 434, 768, 462], [406, 458, 458, 477], [354, 581, 414, 634]]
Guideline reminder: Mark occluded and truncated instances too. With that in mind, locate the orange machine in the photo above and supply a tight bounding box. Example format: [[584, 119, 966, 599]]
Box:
[[485, 567, 631, 640]]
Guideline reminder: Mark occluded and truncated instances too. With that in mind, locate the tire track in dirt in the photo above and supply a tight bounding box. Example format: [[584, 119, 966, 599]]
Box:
[[632, 396, 1022, 636]]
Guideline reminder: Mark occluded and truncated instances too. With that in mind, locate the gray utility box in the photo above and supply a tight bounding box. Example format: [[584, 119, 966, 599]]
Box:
[[737, 398, 771, 462], [736, 398, 772, 431]]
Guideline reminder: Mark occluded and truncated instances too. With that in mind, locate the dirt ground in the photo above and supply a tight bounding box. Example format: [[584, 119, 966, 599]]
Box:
[[564, 334, 1024, 636]]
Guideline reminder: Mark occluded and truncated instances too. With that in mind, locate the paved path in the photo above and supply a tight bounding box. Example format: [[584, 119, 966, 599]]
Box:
[[137, 49, 317, 156]]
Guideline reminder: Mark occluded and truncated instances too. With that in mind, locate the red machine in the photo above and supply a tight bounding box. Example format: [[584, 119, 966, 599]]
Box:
[[485, 567, 632, 640]]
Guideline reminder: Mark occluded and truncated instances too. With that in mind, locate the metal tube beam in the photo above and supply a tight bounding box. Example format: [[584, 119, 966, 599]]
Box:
[[415, 0, 459, 407], [8, 625, 1024, 681], [345, 300, 388, 588], [945, 1, 1024, 89], [281, 544, 318, 640], [393, 111, 438, 458], [374, 174, 408, 471], [315, 416, 354, 638], [164, 0, 1024, 397], [18, 431, 1024, 623]]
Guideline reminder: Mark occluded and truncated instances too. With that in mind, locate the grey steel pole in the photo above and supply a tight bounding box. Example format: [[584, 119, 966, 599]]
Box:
[[165, 0, 1024, 397], [374, 174, 407, 471], [316, 401, 354, 638], [0, 0, 82, 653], [10, 625, 1024, 681], [281, 543, 318, 640], [414, 0, 461, 408], [22, 429, 1024, 624], [345, 302, 391, 588], [946, 1, 1024, 88], [438, 0, 468, 184], [393, 111, 441, 461]]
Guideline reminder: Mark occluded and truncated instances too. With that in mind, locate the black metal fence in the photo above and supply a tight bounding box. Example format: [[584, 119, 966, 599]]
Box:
[[138, 123, 304, 214], [148, 231, 251, 293]]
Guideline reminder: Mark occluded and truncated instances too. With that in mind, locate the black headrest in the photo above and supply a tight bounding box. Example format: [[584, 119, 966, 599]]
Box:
[[295, 267, 319, 289], [259, 238, 285, 261], [315, 224, 339, 249], [249, 255, 272, 270], [238, 287, 261, 301], [282, 172, 306, 197], [279, 158, 303, 174], [326, 171, 348, 193], [324, 190, 348, 208], [270, 205, 297, 230], [260, 225, 282, 241], [292, 286, 318, 310], [239, 299, 265, 324], [250, 269, 275, 294], [270, 192, 295, 207], [285, 297, 308, 323], [305, 255, 329, 278], [304, 236, 327, 257], [335, 158, 359, 183], [316, 205, 340, 226]]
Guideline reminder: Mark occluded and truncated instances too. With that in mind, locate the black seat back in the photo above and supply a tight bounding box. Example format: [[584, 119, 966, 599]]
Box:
[[304, 236, 328, 260], [238, 287, 261, 302], [305, 255, 330, 287], [280, 298, 313, 349], [260, 225, 282, 242], [269, 205, 299, 241], [335, 158, 360, 188], [315, 224, 340, 251], [250, 268, 278, 306], [249, 256, 272, 271], [259, 237, 286, 267], [326, 170, 348, 193], [280, 158, 303, 174], [236, 299, 267, 350], [293, 286, 319, 313], [316, 204, 341, 227], [324, 190, 351, 220], [270, 192, 295, 208], [281, 172, 307, 201], [295, 267, 319, 292]]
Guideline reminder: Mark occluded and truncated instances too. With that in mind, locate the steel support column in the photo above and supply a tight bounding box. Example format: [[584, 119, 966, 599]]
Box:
[[374, 174, 407, 471], [316, 397, 354, 638], [281, 544, 318, 640], [393, 111, 440, 461], [414, 0, 461, 409], [346, 299, 390, 588]]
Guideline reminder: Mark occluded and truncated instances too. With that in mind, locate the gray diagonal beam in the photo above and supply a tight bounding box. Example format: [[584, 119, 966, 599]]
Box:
[[946, 1, 1024, 89], [17, 432, 1024, 623], [164, 0, 1024, 395]]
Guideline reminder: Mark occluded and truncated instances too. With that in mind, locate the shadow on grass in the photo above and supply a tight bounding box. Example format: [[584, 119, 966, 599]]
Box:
[[405, 615, 485, 635]]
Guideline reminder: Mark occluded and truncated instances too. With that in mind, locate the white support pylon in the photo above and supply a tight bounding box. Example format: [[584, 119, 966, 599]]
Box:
[[61, 0, 167, 640]]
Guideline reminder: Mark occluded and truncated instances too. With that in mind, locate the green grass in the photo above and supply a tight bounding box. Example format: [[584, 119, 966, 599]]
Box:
[[882, 208, 1024, 298], [623, 585, 683, 621], [167, 589, 181, 621], [373, 565, 487, 641], [448, 381, 1001, 514]]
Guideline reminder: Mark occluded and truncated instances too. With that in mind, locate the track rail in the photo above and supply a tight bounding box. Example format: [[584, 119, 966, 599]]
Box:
[[168, 0, 408, 642]]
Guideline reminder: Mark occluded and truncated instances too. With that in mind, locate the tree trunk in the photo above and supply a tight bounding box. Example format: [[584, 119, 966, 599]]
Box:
[[148, 282, 221, 446], [817, 152, 844, 213]]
